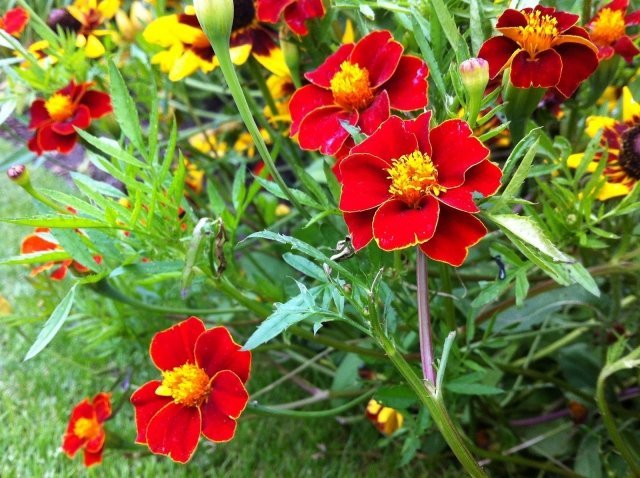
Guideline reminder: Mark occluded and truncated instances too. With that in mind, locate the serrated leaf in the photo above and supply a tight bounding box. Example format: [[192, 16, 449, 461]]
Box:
[[283, 253, 325, 281], [77, 129, 148, 168], [108, 61, 145, 155], [0, 250, 71, 266], [2, 215, 108, 229], [24, 285, 77, 361]]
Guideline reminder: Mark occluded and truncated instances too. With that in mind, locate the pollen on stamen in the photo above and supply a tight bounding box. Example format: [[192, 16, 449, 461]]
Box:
[[387, 150, 445, 208], [517, 10, 559, 56], [156, 363, 211, 407], [590, 8, 626, 46], [44, 94, 74, 122], [330, 61, 374, 111]]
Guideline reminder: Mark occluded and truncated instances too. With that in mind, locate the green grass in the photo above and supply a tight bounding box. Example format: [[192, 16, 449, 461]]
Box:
[[0, 168, 442, 477]]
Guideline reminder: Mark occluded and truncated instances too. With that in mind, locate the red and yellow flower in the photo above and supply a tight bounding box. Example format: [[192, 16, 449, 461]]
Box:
[[478, 6, 599, 97], [131, 317, 251, 463], [338, 113, 502, 266], [365, 399, 404, 436], [61, 392, 111, 467], [28, 81, 112, 155], [256, 0, 325, 36], [0, 7, 29, 37], [587, 0, 640, 62], [289, 30, 429, 156], [144, 3, 285, 82]]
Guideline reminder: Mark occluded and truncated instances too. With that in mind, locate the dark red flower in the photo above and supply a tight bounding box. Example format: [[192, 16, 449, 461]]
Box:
[[338, 113, 502, 266], [61, 392, 111, 467], [289, 30, 429, 156], [257, 0, 325, 35], [131, 317, 251, 463], [478, 6, 599, 97], [0, 7, 29, 36], [587, 0, 640, 62], [28, 81, 112, 155]]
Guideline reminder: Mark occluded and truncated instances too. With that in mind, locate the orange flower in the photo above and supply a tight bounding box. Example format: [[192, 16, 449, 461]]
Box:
[[587, 0, 640, 62], [0, 7, 29, 37], [61, 393, 111, 467]]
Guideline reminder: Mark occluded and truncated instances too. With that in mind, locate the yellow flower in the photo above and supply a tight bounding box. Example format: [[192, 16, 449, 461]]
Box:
[[234, 129, 271, 158], [185, 160, 206, 195], [67, 0, 120, 58], [115, 1, 151, 42], [365, 399, 404, 436], [189, 130, 228, 158]]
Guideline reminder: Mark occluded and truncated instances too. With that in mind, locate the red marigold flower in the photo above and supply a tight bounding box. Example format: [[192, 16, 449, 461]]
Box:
[[0, 7, 29, 36], [28, 81, 112, 155], [257, 0, 325, 36], [21, 228, 72, 280], [587, 0, 640, 62], [130, 317, 251, 463], [478, 6, 599, 98], [338, 113, 502, 266], [61, 392, 111, 467], [289, 30, 429, 156]]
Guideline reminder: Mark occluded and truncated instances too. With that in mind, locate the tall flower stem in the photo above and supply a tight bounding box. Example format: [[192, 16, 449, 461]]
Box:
[[416, 248, 436, 384]]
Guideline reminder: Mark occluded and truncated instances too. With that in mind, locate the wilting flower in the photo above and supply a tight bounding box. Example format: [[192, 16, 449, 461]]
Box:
[[0, 7, 29, 36], [365, 399, 404, 436], [587, 0, 640, 62], [131, 317, 251, 463], [338, 113, 502, 266], [28, 81, 112, 155], [256, 0, 325, 35], [144, 3, 285, 81], [289, 30, 429, 156], [478, 6, 599, 97], [115, 1, 151, 42], [568, 88, 640, 200], [61, 393, 111, 467]]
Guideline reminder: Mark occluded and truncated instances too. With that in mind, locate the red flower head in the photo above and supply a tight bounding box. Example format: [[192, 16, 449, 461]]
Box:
[[131, 317, 251, 463], [0, 7, 29, 36], [478, 6, 599, 97], [21, 228, 72, 280], [587, 0, 640, 62], [28, 80, 112, 155], [257, 0, 325, 35], [289, 30, 429, 156], [338, 113, 502, 266], [61, 392, 111, 467]]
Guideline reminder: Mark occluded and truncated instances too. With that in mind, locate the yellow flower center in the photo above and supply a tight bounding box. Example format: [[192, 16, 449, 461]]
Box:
[[517, 10, 559, 57], [590, 8, 626, 46], [44, 94, 74, 122], [330, 61, 374, 111], [387, 150, 445, 208], [73, 417, 101, 440], [155, 363, 211, 407]]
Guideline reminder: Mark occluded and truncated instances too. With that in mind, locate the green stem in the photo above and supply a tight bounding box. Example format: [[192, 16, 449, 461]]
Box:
[[440, 262, 456, 331], [22, 183, 71, 214], [248, 389, 374, 418]]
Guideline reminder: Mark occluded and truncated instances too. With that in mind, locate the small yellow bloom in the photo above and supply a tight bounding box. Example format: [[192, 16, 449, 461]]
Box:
[[234, 129, 271, 158], [189, 130, 228, 158], [366, 399, 404, 436], [185, 160, 206, 195]]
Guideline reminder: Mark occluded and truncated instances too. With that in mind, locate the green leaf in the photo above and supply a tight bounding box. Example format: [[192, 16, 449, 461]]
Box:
[[429, 0, 470, 62], [108, 60, 146, 155], [24, 284, 77, 361], [51, 228, 101, 273], [255, 177, 321, 208], [500, 128, 541, 185], [232, 166, 247, 212], [71, 172, 125, 198], [499, 137, 540, 202], [446, 381, 503, 395], [77, 129, 148, 169], [2, 215, 108, 229], [469, 0, 484, 55], [375, 385, 418, 409], [575, 434, 603, 478], [411, 13, 447, 100], [283, 253, 325, 281], [0, 250, 71, 266]]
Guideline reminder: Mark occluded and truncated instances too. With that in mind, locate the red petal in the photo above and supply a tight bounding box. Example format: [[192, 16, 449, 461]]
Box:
[[21, 230, 57, 254], [37, 125, 77, 153], [419, 206, 487, 266], [430, 119, 489, 188], [84, 430, 106, 453], [80, 90, 113, 119], [92, 392, 112, 423], [283, 0, 325, 35], [28, 134, 43, 154], [205, 370, 249, 419], [555, 43, 599, 98], [289, 84, 334, 135], [496, 9, 527, 28], [29, 100, 50, 129], [510, 49, 562, 89], [383, 55, 429, 111], [194, 327, 251, 383], [626, 10, 640, 25], [50, 263, 69, 280], [605, 0, 629, 11], [297, 106, 357, 155], [130, 380, 172, 444], [339, 153, 393, 212], [61, 399, 94, 457], [331, 138, 355, 181], [437, 159, 503, 213], [83, 449, 103, 467], [351, 115, 417, 163], [358, 90, 390, 135], [405, 111, 433, 156], [201, 409, 237, 443], [305, 43, 355, 88], [51, 105, 91, 135], [2, 8, 29, 35], [372, 196, 439, 250], [62, 432, 86, 458], [343, 209, 375, 250], [146, 403, 202, 464], [478, 36, 520, 79], [613, 35, 640, 62], [548, 9, 579, 32], [350, 31, 403, 88], [149, 316, 205, 371], [256, 0, 293, 22]]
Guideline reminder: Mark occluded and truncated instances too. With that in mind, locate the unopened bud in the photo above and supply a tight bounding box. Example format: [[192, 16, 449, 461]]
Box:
[[194, 0, 234, 48], [7, 164, 30, 186], [459, 58, 489, 94]]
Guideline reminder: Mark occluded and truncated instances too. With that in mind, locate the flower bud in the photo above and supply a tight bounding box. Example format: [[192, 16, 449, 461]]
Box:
[[459, 58, 489, 95], [194, 0, 234, 48], [7, 164, 30, 186]]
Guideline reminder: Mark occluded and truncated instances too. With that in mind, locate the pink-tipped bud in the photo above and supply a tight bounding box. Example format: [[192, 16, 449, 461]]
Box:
[[459, 58, 490, 94], [7, 164, 30, 186]]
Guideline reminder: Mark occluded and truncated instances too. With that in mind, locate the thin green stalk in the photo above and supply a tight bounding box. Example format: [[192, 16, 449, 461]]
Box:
[[439, 262, 456, 331], [248, 389, 374, 418]]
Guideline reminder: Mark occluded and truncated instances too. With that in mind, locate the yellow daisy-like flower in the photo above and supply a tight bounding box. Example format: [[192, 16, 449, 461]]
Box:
[[143, 2, 283, 82], [568, 87, 640, 200], [365, 399, 404, 436], [189, 130, 228, 158]]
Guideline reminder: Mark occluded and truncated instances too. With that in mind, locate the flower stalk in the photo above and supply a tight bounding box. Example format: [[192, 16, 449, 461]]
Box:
[[416, 249, 436, 384]]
